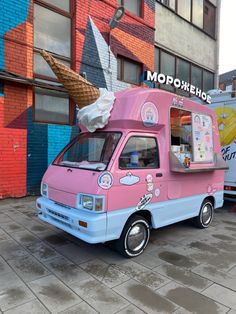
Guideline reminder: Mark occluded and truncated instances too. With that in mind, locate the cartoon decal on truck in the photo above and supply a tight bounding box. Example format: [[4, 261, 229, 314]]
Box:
[[36, 51, 228, 257]]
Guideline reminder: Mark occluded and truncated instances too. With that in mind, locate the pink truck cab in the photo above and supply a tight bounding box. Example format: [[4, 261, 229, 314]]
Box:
[[36, 88, 227, 257]]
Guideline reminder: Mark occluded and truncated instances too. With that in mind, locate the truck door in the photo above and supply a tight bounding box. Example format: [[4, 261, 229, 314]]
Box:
[[107, 133, 166, 214]]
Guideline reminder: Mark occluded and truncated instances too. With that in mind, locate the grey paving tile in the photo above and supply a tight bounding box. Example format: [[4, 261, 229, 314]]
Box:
[[202, 283, 236, 310], [4, 299, 50, 314], [227, 310, 236, 314], [80, 259, 130, 288], [0, 230, 11, 242], [149, 246, 199, 269], [28, 275, 82, 314], [113, 279, 177, 314], [116, 304, 145, 314], [0, 221, 25, 233], [173, 307, 193, 314], [26, 241, 59, 262], [0, 285, 35, 312], [114, 260, 170, 290], [98, 247, 130, 265], [56, 243, 94, 264], [9, 230, 41, 246], [10, 214, 33, 226], [0, 240, 28, 260], [0, 272, 23, 291], [7, 255, 50, 282], [26, 222, 52, 234], [153, 263, 212, 292], [157, 281, 229, 314], [229, 265, 236, 276], [59, 301, 98, 314], [71, 277, 129, 313], [132, 252, 164, 269], [192, 264, 236, 291], [36, 230, 71, 247], [0, 256, 12, 275], [189, 250, 236, 272], [43, 256, 91, 284], [0, 214, 12, 223]]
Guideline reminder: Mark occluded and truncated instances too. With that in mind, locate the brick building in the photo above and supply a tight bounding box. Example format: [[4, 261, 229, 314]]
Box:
[[219, 69, 236, 91], [0, 0, 155, 198]]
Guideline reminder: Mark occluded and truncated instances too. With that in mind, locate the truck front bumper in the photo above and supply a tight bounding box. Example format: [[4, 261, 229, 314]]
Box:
[[36, 197, 107, 244]]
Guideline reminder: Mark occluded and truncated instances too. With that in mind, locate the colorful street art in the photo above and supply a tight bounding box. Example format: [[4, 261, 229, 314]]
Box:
[[0, 0, 155, 198]]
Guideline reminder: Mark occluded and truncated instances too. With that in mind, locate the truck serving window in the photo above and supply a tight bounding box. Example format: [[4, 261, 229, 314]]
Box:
[[119, 136, 159, 169], [170, 108, 213, 164], [54, 132, 121, 171]]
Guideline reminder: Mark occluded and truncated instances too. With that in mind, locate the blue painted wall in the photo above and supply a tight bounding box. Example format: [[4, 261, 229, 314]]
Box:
[[0, 0, 30, 70]]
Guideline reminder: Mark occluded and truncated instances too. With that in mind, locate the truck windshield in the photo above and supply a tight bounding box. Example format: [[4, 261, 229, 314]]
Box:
[[54, 132, 121, 171]]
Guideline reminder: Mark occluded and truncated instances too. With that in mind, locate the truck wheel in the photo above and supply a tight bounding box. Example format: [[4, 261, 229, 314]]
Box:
[[116, 215, 150, 258], [193, 200, 214, 229]]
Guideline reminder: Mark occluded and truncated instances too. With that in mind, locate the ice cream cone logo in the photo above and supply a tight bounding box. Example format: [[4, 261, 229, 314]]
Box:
[[40, 50, 100, 108]]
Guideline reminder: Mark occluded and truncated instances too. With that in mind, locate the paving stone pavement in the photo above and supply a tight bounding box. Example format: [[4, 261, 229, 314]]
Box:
[[0, 197, 236, 313]]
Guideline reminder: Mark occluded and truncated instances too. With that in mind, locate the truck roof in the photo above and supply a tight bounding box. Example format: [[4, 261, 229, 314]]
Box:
[[100, 87, 216, 132]]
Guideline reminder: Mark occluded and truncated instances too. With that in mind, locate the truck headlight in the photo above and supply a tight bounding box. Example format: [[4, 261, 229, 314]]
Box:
[[81, 195, 93, 210], [78, 194, 105, 212], [41, 183, 48, 197]]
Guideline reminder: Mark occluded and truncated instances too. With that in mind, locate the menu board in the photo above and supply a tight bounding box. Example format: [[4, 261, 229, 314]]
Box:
[[192, 113, 214, 162]]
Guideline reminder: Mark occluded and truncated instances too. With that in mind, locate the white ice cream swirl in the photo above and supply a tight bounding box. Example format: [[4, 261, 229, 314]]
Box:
[[77, 88, 115, 132]]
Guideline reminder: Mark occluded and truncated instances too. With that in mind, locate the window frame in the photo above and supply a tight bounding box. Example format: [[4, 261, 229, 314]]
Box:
[[155, 47, 215, 95], [33, 0, 75, 125], [117, 55, 142, 86], [119, 135, 160, 170], [118, 0, 143, 18], [157, 0, 216, 39], [170, 107, 214, 163]]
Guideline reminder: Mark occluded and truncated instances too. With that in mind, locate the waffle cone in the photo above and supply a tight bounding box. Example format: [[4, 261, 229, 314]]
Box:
[[40, 50, 100, 108]]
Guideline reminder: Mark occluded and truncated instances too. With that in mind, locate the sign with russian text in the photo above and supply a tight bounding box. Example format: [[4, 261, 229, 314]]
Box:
[[143, 70, 211, 104]]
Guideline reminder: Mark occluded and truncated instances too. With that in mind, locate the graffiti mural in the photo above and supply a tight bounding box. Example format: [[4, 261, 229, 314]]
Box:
[[0, 0, 155, 198]]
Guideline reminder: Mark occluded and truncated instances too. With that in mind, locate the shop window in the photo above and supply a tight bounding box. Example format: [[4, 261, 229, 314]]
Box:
[[34, 4, 71, 58], [170, 108, 213, 164], [119, 137, 159, 169], [203, 70, 214, 92], [191, 66, 202, 90], [177, 0, 191, 21], [117, 56, 142, 85], [170, 108, 193, 159], [117, 0, 141, 17], [154, 48, 215, 95], [34, 87, 70, 124], [176, 58, 190, 96], [33, 0, 72, 124], [159, 0, 176, 10], [160, 51, 175, 91], [158, 0, 216, 38], [203, 0, 216, 37], [192, 0, 203, 28], [42, 0, 70, 12]]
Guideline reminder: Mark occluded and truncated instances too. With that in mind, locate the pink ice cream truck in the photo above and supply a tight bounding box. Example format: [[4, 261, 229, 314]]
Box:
[[36, 88, 227, 257]]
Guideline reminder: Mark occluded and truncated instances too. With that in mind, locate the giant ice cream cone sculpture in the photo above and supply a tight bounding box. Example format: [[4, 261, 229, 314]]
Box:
[[40, 50, 115, 132], [40, 50, 100, 108]]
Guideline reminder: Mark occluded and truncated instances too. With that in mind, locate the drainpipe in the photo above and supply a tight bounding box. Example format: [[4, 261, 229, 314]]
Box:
[[215, 0, 221, 88]]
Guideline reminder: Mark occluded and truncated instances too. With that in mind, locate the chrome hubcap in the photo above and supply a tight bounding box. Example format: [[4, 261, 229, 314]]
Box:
[[127, 223, 147, 252], [202, 204, 212, 225]]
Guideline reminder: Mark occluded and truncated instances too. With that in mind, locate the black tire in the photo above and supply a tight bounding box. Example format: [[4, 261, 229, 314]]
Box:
[[193, 199, 214, 229], [116, 215, 150, 258]]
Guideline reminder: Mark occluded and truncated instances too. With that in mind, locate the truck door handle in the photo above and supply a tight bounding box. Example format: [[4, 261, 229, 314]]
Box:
[[156, 173, 163, 177]]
